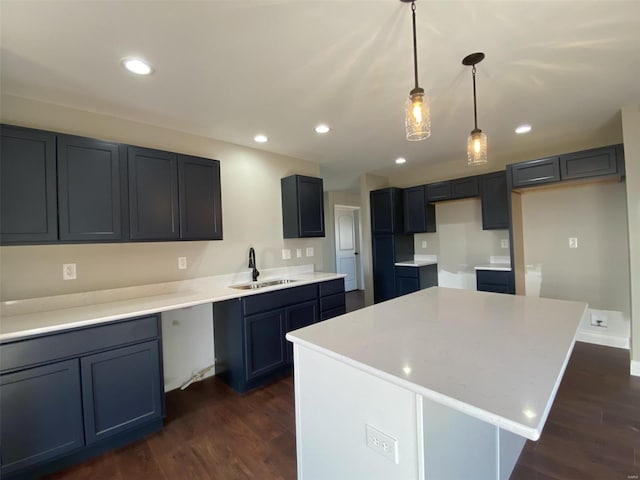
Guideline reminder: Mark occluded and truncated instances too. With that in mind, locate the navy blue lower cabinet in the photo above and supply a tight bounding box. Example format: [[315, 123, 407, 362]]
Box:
[[0, 359, 84, 476], [285, 300, 318, 363], [476, 269, 515, 294], [81, 340, 162, 444], [395, 264, 438, 297]]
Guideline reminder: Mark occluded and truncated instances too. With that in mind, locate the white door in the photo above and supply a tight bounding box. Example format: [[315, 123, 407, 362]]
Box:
[[335, 207, 358, 291]]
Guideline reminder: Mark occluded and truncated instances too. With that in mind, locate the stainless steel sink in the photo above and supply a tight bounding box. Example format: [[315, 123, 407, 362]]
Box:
[[230, 279, 297, 290]]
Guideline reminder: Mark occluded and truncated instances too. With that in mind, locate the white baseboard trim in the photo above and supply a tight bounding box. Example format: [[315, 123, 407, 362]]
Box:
[[631, 361, 640, 377], [576, 331, 629, 350]]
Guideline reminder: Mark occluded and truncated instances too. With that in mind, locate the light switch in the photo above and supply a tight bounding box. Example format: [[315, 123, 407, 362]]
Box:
[[178, 257, 187, 270], [282, 249, 291, 260], [569, 237, 578, 249], [421, 240, 427, 249], [501, 239, 509, 249], [296, 248, 302, 258], [306, 247, 314, 257]]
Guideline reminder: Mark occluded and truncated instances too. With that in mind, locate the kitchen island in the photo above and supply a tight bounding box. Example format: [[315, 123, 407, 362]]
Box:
[[286, 287, 587, 480]]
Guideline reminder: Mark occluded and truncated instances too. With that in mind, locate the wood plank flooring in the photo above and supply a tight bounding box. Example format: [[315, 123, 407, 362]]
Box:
[[48, 342, 639, 480]]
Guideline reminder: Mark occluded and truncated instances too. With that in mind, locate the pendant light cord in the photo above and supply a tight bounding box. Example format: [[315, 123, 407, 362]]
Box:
[[472, 64, 478, 130], [411, 1, 419, 89]]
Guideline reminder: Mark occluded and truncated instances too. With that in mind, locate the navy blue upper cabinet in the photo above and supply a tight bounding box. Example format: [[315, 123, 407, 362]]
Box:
[[403, 186, 436, 234], [0, 359, 84, 476], [178, 155, 223, 240], [426, 181, 451, 201], [510, 157, 560, 188], [128, 147, 180, 240], [371, 187, 403, 234], [281, 174, 325, 238], [450, 176, 479, 199], [560, 145, 623, 180], [480, 171, 509, 230], [0, 125, 58, 244], [57, 135, 123, 242]]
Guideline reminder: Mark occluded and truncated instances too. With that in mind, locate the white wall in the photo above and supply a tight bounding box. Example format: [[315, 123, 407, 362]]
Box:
[[414, 198, 509, 290], [0, 94, 325, 300], [520, 181, 631, 348], [621, 105, 640, 374]]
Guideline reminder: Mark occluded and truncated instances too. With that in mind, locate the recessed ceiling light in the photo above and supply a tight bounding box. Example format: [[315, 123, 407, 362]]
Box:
[[395, 157, 407, 164], [254, 134, 268, 143], [121, 57, 153, 75], [315, 124, 330, 134], [515, 124, 532, 134]]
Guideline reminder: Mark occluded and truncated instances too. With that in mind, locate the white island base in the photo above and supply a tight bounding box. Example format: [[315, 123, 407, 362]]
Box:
[[287, 287, 587, 480]]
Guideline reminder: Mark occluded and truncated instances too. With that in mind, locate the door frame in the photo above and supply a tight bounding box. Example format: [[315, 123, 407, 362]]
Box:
[[334, 204, 364, 291]]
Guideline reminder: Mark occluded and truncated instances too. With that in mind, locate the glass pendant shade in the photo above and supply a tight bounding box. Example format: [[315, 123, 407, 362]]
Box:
[[467, 129, 487, 165], [406, 88, 431, 141]]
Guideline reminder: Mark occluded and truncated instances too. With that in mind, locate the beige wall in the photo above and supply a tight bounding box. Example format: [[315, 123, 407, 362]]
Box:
[[520, 181, 630, 316], [322, 191, 361, 275], [415, 198, 510, 289], [0, 95, 324, 300], [621, 105, 640, 372]]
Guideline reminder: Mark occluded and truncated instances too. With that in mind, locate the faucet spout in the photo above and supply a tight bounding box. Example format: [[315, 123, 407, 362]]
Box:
[[248, 247, 260, 282]]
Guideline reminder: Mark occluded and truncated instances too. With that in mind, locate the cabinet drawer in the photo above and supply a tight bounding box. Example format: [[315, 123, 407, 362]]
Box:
[[395, 266, 419, 278], [511, 157, 560, 188], [320, 292, 345, 312], [0, 316, 159, 372], [243, 284, 317, 316], [320, 306, 347, 321], [476, 270, 514, 294], [319, 278, 345, 297]]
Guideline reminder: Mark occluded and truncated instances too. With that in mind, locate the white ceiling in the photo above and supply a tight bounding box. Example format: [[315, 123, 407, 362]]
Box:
[[2, 1, 639, 191]]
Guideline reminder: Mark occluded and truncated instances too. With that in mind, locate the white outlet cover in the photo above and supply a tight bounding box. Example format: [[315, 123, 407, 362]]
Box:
[[569, 237, 578, 248], [296, 248, 302, 258], [421, 240, 427, 248], [62, 263, 77, 280], [282, 249, 291, 260], [178, 256, 187, 270], [365, 424, 398, 463], [501, 239, 509, 249], [306, 247, 314, 257]]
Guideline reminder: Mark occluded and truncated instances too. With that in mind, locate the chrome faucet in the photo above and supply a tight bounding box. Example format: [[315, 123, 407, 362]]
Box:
[[248, 247, 260, 282]]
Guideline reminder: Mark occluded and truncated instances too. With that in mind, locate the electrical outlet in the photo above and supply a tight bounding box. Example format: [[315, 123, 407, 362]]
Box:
[[590, 312, 608, 328], [365, 424, 398, 463], [62, 263, 77, 280], [421, 240, 427, 249], [306, 247, 314, 257], [296, 248, 302, 258], [178, 256, 187, 270], [569, 237, 578, 249], [282, 249, 291, 260], [501, 239, 509, 249]]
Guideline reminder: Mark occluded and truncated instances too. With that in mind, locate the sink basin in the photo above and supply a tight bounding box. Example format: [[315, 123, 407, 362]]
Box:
[[230, 279, 297, 290]]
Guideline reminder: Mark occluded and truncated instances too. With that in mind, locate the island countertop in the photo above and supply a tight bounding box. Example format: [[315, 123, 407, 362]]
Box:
[[287, 287, 587, 440]]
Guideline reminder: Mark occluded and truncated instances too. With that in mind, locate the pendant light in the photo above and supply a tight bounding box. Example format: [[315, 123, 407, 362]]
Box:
[[402, 0, 430, 141], [463, 52, 487, 165]]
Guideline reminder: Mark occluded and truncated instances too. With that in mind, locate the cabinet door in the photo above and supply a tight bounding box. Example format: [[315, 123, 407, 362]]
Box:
[[510, 157, 560, 188], [372, 234, 397, 303], [476, 270, 514, 294], [178, 155, 223, 240], [128, 147, 179, 240], [244, 310, 286, 380], [396, 276, 420, 297], [81, 340, 162, 444], [370, 188, 403, 234], [480, 171, 509, 230], [0, 125, 58, 244], [298, 175, 325, 237], [403, 186, 436, 234], [426, 181, 451, 201], [0, 359, 84, 475], [450, 176, 479, 199], [285, 300, 318, 363], [57, 135, 123, 241], [560, 146, 619, 180]]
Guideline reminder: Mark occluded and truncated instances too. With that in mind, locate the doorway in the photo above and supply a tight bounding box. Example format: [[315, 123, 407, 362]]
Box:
[[334, 205, 364, 292]]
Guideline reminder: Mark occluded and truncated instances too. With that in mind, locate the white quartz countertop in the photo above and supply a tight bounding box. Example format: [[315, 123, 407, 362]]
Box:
[[0, 268, 344, 342], [287, 287, 586, 441], [474, 263, 512, 271], [394, 260, 438, 267]]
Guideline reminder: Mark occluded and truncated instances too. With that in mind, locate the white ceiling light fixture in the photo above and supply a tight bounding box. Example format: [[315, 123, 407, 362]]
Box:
[[463, 52, 487, 166], [402, 0, 431, 141], [121, 57, 153, 75], [254, 134, 268, 143], [315, 124, 330, 134], [515, 124, 532, 134], [395, 157, 407, 164]]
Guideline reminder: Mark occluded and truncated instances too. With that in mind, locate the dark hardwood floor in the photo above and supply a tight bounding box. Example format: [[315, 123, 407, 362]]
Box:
[[345, 289, 365, 312], [48, 342, 639, 480]]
